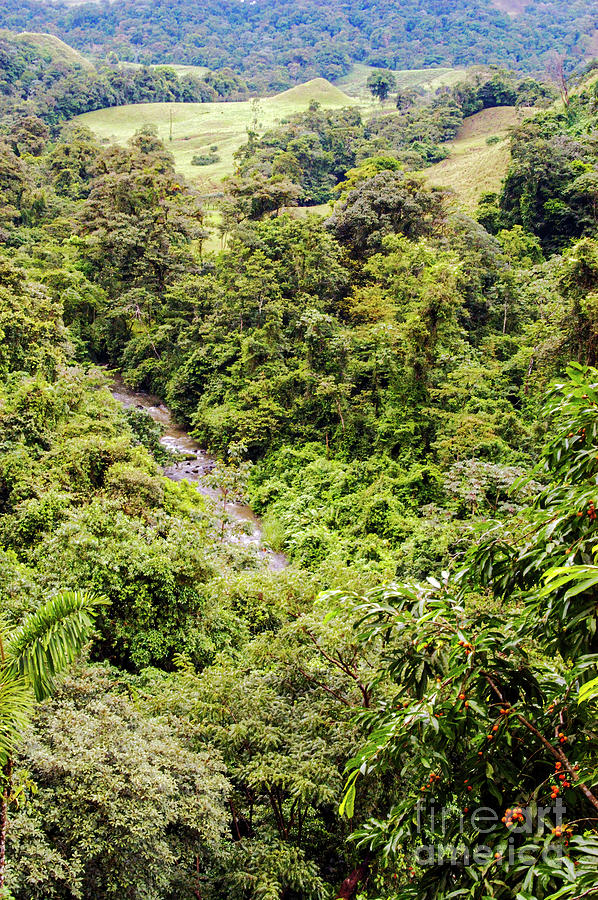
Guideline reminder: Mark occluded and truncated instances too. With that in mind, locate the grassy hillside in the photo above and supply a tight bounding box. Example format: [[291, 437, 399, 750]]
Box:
[[337, 63, 468, 98], [75, 78, 362, 187], [423, 105, 535, 211], [272, 78, 355, 105], [10, 30, 93, 68], [122, 61, 210, 79]]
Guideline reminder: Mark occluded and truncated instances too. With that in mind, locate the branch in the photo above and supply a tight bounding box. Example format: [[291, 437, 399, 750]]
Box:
[[336, 854, 372, 900], [295, 665, 353, 708], [483, 672, 598, 814], [303, 629, 371, 707]]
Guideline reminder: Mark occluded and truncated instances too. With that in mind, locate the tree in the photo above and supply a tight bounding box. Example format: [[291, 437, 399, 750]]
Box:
[[363, 235, 465, 395], [336, 364, 598, 899], [7, 116, 49, 158], [7, 666, 229, 900], [77, 129, 205, 296], [327, 171, 448, 257], [0, 255, 65, 378], [498, 122, 589, 252], [0, 591, 105, 893], [367, 71, 397, 102], [395, 89, 418, 110], [547, 53, 570, 112], [146, 594, 382, 900], [334, 157, 403, 203], [222, 171, 302, 222]]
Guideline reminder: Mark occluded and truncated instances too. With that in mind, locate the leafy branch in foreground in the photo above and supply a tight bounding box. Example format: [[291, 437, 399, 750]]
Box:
[[335, 365, 598, 900], [0, 590, 106, 894]]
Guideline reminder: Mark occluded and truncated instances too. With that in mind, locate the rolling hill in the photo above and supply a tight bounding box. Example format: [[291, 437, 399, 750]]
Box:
[[423, 105, 536, 210], [3, 29, 92, 68], [75, 78, 362, 187]]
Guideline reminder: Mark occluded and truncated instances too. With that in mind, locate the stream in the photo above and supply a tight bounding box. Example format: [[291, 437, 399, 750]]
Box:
[[110, 376, 288, 571]]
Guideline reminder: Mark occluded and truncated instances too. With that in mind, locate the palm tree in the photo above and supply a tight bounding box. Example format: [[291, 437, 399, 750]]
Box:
[[0, 590, 106, 893]]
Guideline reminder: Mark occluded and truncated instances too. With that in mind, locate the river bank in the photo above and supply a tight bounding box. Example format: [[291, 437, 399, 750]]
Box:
[[110, 375, 287, 571]]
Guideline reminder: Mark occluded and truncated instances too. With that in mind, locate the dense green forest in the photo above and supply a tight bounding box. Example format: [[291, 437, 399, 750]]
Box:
[[1, 15, 598, 900], [230, 70, 553, 203], [0, 33, 247, 126], [0, 0, 597, 91]]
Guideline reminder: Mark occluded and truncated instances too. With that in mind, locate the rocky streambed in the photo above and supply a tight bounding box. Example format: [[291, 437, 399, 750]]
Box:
[[111, 376, 287, 571]]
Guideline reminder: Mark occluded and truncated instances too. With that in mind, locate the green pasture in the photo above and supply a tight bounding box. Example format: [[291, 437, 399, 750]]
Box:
[[336, 63, 467, 98], [75, 78, 362, 188]]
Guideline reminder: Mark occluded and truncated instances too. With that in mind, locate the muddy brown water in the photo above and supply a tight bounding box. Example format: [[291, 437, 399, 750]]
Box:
[[110, 375, 287, 571]]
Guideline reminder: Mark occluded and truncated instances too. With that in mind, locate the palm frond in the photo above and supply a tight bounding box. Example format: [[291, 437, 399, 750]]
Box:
[[4, 591, 107, 701], [0, 670, 34, 764]]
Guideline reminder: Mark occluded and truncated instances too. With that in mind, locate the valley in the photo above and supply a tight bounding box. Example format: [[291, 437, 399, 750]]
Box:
[[111, 375, 288, 570], [0, 5, 598, 900], [75, 78, 363, 186]]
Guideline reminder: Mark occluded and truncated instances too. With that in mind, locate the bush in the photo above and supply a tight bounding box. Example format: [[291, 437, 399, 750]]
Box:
[[191, 152, 220, 166]]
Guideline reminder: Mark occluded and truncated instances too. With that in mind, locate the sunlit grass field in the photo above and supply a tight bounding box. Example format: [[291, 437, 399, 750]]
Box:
[[76, 65, 537, 215], [423, 106, 535, 210], [75, 78, 363, 188]]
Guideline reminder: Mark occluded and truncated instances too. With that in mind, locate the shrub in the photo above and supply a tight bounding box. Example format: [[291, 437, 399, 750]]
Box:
[[191, 152, 220, 166]]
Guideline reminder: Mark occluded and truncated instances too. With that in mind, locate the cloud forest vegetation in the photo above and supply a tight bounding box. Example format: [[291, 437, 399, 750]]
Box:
[[0, 9, 597, 900]]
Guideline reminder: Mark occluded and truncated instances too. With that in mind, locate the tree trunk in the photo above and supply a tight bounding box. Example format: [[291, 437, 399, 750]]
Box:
[[0, 757, 13, 894], [336, 855, 372, 899]]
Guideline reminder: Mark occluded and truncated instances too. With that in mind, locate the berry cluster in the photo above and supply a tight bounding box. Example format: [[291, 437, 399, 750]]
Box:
[[420, 772, 441, 792], [550, 761, 571, 799], [567, 427, 587, 441], [502, 806, 525, 828]]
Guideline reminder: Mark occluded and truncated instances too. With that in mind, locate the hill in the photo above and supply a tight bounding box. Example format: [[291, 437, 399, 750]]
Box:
[[423, 105, 536, 210], [271, 78, 354, 105], [11, 30, 92, 67], [75, 78, 361, 186], [0, 0, 595, 93]]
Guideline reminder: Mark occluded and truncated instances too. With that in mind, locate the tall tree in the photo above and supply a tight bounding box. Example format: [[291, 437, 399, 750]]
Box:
[[366, 70, 397, 102]]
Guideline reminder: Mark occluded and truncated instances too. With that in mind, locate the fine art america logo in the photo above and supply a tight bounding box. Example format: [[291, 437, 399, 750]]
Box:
[[414, 799, 567, 866]]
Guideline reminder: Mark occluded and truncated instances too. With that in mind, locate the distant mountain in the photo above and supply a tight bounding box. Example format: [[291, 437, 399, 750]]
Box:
[[0, 0, 596, 91]]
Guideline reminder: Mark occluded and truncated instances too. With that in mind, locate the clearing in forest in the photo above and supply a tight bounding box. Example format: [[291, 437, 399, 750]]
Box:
[[490, 0, 529, 16], [336, 63, 468, 97], [423, 105, 536, 211], [75, 78, 362, 188]]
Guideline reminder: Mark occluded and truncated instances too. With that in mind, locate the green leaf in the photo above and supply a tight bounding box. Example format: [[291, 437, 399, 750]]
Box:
[[0, 669, 33, 763], [5, 590, 107, 701], [579, 676, 598, 703]]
